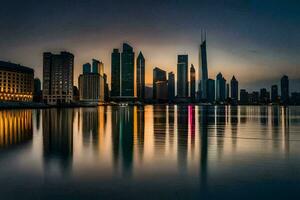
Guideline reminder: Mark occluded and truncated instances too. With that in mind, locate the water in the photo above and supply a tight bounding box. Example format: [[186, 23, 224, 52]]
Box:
[[0, 105, 300, 199]]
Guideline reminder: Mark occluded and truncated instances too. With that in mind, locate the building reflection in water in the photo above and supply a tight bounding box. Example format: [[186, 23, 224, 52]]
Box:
[[230, 106, 238, 150], [34, 109, 41, 131], [177, 105, 188, 171], [111, 106, 134, 177], [135, 106, 145, 162], [42, 109, 74, 171], [81, 108, 99, 147], [216, 106, 226, 157], [281, 107, 290, 155], [0, 110, 33, 148], [189, 105, 196, 155], [153, 105, 167, 155]]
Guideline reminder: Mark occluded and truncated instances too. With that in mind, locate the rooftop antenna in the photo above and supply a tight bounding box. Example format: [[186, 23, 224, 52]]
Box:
[[200, 29, 203, 43]]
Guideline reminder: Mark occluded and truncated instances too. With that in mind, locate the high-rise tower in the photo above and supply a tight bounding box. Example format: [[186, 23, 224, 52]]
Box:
[[137, 52, 145, 100], [190, 64, 196, 100], [177, 55, 188, 98], [200, 32, 208, 101]]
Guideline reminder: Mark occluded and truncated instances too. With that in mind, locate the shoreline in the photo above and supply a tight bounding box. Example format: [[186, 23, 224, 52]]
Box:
[[0, 101, 298, 110]]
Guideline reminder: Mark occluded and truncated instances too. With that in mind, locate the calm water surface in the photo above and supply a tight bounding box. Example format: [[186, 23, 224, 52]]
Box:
[[0, 105, 300, 199]]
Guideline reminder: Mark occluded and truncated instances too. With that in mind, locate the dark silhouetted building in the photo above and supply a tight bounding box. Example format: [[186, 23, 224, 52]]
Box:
[[153, 67, 167, 99], [216, 73, 226, 102], [226, 83, 230, 100], [34, 78, 42, 102], [260, 88, 270, 104], [121, 43, 135, 97], [207, 79, 215, 103], [200, 38, 208, 100], [155, 81, 168, 101], [73, 86, 79, 101], [43, 52, 74, 105], [111, 49, 121, 97], [249, 91, 259, 104], [103, 73, 109, 102], [137, 52, 145, 100], [177, 55, 188, 98], [230, 76, 238, 103], [291, 92, 300, 105], [145, 86, 153, 100], [281, 75, 289, 104], [190, 64, 196, 100], [92, 59, 104, 75], [271, 85, 278, 103], [240, 89, 248, 104], [83, 63, 91, 74], [168, 72, 175, 101]]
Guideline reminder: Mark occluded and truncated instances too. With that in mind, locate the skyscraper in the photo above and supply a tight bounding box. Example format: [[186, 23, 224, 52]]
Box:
[[153, 67, 167, 99], [240, 89, 249, 104], [281, 75, 289, 104], [216, 73, 226, 102], [121, 43, 135, 97], [177, 55, 188, 98], [168, 72, 175, 101], [111, 49, 121, 97], [200, 36, 208, 100], [230, 76, 239, 102], [34, 78, 42, 102], [271, 85, 278, 103], [226, 83, 230, 100], [92, 59, 104, 75], [207, 79, 215, 103], [83, 63, 91, 74], [78, 61, 105, 103], [43, 51, 74, 105], [137, 52, 145, 100], [260, 88, 270, 104], [190, 64, 196, 100]]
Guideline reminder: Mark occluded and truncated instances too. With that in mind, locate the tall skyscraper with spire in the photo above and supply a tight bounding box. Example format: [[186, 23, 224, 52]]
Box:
[[200, 31, 208, 101], [137, 52, 145, 100]]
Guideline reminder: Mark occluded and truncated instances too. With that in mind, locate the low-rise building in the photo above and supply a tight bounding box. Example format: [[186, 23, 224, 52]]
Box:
[[0, 61, 34, 102]]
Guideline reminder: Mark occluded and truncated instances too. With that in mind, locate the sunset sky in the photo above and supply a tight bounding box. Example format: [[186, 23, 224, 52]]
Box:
[[0, 0, 299, 91]]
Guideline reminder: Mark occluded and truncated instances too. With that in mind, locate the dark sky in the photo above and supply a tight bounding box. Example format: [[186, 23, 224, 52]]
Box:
[[0, 0, 299, 91]]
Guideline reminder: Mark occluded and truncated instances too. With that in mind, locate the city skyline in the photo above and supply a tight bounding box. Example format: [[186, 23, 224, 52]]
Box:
[[0, 0, 299, 92]]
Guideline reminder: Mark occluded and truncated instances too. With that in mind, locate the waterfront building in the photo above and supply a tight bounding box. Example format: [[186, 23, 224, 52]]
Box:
[[207, 79, 215, 103], [156, 81, 168, 101], [153, 67, 167, 99], [260, 88, 270, 104], [216, 73, 226, 102], [121, 43, 135, 97], [240, 89, 248, 104], [177, 55, 188, 98], [0, 61, 34, 102], [249, 91, 259, 104], [230, 76, 239, 103], [78, 61, 105, 103], [111, 49, 121, 97], [190, 64, 196, 100], [34, 78, 42, 102], [168, 72, 175, 101], [43, 51, 74, 105], [271, 85, 278, 103], [137, 52, 145, 100], [200, 36, 208, 100], [281, 75, 289, 104]]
